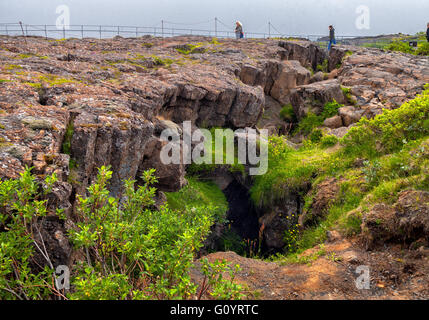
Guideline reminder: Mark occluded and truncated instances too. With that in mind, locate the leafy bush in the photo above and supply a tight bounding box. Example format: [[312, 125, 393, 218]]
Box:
[[308, 128, 323, 143], [1, 166, 245, 300], [341, 88, 429, 158], [385, 41, 415, 54], [198, 259, 245, 300], [321, 100, 342, 119], [294, 112, 323, 135], [383, 40, 429, 56], [0, 170, 61, 300], [68, 166, 214, 299], [320, 135, 338, 148], [416, 42, 429, 56]]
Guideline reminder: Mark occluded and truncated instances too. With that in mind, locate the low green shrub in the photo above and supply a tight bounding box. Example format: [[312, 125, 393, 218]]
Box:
[[0, 166, 245, 300], [320, 135, 338, 148], [416, 42, 429, 56], [385, 41, 415, 54], [0, 170, 61, 300]]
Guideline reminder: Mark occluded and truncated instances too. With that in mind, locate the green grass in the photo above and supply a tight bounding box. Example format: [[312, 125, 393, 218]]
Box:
[[361, 37, 429, 56], [165, 176, 228, 223], [253, 87, 429, 260], [186, 127, 246, 176], [175, 43, 205, 55], [341, 86, 357, 105], [38, 74, 78, 86], [250, 136, 330, 208], [4, 64, 23, 71], [141, 42, 154, 48], [61, 120, 74, 155], [294, 100, 344, 136], [385, 41, 415, 54], [270, 244, 327, 265], [151, 55, 176, 67], [279, 104, 296, 122], [316, 59, 328, 73]]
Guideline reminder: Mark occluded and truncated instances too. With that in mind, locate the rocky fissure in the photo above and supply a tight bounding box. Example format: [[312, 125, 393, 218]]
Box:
[[1, 35, 428, 283]]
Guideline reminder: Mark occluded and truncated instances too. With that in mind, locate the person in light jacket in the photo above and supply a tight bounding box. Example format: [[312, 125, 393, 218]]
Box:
[[235, 21, 244, 39]]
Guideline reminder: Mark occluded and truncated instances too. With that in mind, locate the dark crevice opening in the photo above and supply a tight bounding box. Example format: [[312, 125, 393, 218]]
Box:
[[211, 180, 264, 257]]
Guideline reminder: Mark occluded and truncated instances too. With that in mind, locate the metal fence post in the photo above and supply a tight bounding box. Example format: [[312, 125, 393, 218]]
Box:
[[81, 25, 84, 39], [136, 27, 138, 38], [117, 26, 120, 36], [5, 24, 8, 36], [62, 25, 65, 39], [44, 25, 47, 39], [161, 20, 164, 38], [99, 25, 102, 39]]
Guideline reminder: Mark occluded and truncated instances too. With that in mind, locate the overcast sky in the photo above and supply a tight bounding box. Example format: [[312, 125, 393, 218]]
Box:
[[1, 0, 428, 36]]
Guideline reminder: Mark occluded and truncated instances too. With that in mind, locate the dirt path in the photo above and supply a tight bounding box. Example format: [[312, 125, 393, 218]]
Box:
[[191, 237, 429, 300]]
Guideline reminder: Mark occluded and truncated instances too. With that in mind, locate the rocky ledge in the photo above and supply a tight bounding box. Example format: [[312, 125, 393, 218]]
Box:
[[1, 36, 428, 196], [1, 34, 429, 292]]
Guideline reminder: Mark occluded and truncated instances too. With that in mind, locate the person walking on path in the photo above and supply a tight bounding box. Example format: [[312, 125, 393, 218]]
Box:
[[328, 25, 336, 50], [235, 21, 244, 39], [426, 22, 429, 42]]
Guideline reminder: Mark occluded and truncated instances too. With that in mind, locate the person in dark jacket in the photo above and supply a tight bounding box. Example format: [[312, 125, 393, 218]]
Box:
[[328, 25, 336, 50], [426, 22, 429, 42]]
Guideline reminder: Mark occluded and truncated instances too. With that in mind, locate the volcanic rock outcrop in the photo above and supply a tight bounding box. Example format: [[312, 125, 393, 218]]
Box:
[[0, 35, 428, 259]]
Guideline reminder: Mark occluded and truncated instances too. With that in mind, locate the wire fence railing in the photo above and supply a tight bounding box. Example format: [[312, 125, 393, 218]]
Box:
[[0, 21, 368, 44]]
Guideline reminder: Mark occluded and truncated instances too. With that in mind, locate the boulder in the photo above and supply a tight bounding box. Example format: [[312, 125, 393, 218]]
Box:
[[269, 60, 311, 105], [338, 106, 365, 126], [138, 137, 186, 192], [362, 190, 429, 249], [278, 40, 328, 71], [289, 79, 346, 120], [327, 126, 351, 138], [328, 46, 353, 72], [68, 105, 155, 198], [323, 115, 343, 129], [310, 71, 324, 83]]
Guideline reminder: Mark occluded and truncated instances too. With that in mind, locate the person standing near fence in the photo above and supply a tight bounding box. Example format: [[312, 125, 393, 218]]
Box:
[[328, 25, 336, 50], [235, 21, 244, 39]]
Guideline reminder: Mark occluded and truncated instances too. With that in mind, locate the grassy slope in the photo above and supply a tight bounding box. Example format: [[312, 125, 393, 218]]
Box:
[[253, 87, 429, 261], [165, 176, 229, 223]]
